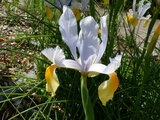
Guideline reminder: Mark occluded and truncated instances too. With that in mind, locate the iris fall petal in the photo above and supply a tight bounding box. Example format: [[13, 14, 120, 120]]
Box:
[[45, 65, 59, 96], [98, 73, 119, 106]]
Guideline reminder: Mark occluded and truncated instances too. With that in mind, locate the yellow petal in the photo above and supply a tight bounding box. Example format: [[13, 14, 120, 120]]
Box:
[[45, 65, 59, 96], [72, 8, 81, 21], [98, 73, 119, 106], [46, 7, 53, 20], [104, 0, 109, 5]]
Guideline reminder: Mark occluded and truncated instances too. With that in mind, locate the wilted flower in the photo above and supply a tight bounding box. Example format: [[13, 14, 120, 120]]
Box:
[[42, 6, 121, 106]]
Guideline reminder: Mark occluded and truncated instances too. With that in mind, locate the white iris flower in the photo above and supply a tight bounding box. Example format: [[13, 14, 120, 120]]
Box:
[[42, 6, 122, 106], [127, 0, 151, 27]]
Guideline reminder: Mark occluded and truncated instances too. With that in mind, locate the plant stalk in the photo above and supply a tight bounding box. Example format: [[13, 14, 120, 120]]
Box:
[[81, 73, 94, 120]]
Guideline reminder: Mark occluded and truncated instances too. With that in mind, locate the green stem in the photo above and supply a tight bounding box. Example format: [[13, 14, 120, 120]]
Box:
[[81, 73, 94, 120], [89, 0, 95, 19]]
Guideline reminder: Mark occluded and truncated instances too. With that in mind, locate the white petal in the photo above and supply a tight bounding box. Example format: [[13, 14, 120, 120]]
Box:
[[104, 54, 122, 74], [78, 16, 99, 66], [41, 46, 65, 66], [141, 14, 151, 20], [138, 0, 144, 16], [96, 15, 108, 63], [139, 2, 151, 18], [59, 6, 78, 59], [87, 63, 107, 74], [84, 55, 122, 74], [60, 59, 82, 71], [129, 9, 133, 15], [132, 0, 136, 12]]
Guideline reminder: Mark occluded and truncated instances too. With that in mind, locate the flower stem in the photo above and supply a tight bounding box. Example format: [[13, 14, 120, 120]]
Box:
[[81, 73, 94, 120]]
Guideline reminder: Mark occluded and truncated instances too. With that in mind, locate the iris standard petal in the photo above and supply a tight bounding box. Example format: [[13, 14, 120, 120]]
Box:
[[59, 5, 78, 60], [98, 73, 119, 106], [139, 2, 151, 18], [138, 0, 144, 16], [132, 0, 136, 12], [41, 46, 65, 66], [45, 65, 59, 96], [104, 54, 122, 74], [96, 15, 108, 63], [78, 16, 99, 66]]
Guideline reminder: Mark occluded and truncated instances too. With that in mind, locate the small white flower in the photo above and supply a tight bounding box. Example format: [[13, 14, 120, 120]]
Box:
[[127, 0, 151, 27]]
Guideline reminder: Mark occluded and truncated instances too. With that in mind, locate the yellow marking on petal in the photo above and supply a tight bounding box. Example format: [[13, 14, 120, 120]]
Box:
[[98, 29, 101, 34], [143, 19, 149, 28], [126, 14, 132, 23], [88, 72, 99, 77], [126, 14, 138, 27], [147, 24, 160, 55], [46, 7, 53, 20], [104, 0, 109, 5], [45, 65, 59, 96], [73, 8, 81, 21], [88, 60, 102, 77], [130, 17, 138, 27], [98, 73, 119, 106], [127, 14, 132, 19]]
